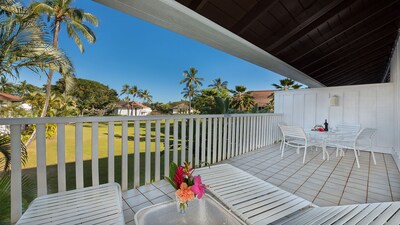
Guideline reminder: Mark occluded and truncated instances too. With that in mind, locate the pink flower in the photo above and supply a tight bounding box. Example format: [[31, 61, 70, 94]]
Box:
[[174, 166, 185, 188], [191, 175, 206, 199]]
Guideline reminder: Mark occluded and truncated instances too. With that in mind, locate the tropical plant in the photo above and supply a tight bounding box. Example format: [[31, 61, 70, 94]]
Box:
[[230, 85, 255, 111], [120, 84, 130, 99], [268, 78, 302, 111], [181, 86, 199, 114], [18, 80, 29, 97], [272, 78, 302, 90], [0, 77, 10, 92], [180, 67, 204, 114], [29, 0, 98, 118], [0, 0, 73, 80], [214, 96, 231, 114], [0, 134, 34, 222], [141, 89, 152, 104], [208, 77, 228, 91]]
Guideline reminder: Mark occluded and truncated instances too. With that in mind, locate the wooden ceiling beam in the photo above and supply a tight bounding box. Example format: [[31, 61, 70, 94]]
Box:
[[314, 49, 391, 80], [319, 57, 388, 85], [188, 0, 208, 11], [297, 18, 400, 70], [306, 34, 396, 76], [265, 0, 348, 52], [230, 0, 279, 35], [328, 68, 385, 86], [283, 0, 399, 63]]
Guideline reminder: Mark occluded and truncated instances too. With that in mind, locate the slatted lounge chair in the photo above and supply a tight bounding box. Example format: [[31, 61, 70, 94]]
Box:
[[275, 201, 400, 225], [194, 164, 313, 225], [16, 183, 124, 225], [195, 164, 400, 225]]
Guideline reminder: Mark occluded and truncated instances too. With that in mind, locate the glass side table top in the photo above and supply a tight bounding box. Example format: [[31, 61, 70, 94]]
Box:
[[134, 194, 245, 225]]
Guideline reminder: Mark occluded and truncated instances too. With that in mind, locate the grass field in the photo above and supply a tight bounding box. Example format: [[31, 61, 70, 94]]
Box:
[[24, 122, 173, 168], [22, 121, 188, 195]]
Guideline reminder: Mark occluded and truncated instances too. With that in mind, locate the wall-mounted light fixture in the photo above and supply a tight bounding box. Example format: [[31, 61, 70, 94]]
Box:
[[330, 95, 339, 106]]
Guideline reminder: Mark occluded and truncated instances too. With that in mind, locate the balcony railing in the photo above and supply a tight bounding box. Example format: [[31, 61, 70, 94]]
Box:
[[0, 113, 282, 223]]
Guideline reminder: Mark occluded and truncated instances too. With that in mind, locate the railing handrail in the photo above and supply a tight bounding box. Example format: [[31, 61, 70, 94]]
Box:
[[0, 113, 282, 125]]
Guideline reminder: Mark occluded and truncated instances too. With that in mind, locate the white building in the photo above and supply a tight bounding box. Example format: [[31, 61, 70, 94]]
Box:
[[114, 101, 152, 116]]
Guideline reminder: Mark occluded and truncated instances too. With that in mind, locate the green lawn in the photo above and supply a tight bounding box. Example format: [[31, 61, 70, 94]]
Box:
[[25, 122, 172, 168], [22, 121, 189, 196]]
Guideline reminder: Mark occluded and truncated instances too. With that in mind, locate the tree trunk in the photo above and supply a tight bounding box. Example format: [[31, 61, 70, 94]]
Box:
[[188, 96, 192, 115], [25, 21, 61, 147]]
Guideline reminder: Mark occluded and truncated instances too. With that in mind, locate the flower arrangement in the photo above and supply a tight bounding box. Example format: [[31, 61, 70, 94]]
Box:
[[165, 161, 206, 213]]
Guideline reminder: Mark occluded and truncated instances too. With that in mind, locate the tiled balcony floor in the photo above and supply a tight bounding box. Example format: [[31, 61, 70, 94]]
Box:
[[122, 144, 400, 224]]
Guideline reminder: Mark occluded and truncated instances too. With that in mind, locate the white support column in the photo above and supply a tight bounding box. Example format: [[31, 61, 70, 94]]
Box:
[[36, 124, 47, 196]]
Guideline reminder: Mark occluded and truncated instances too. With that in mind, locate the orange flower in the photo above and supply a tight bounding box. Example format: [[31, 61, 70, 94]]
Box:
[[175, 182, 195, 203]]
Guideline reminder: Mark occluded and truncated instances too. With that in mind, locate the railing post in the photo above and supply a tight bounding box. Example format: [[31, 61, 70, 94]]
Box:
[[181, 118, 186, 164], [108, 121, 115, 183], [134, 120, 140, 188], [164, 119, 170, 177], [10, 125, 22, 224], [173, 119, 178, 164], [57, 123, 66, 192], [217, 117, 222, 162], [207, 117, 212, 164], [145, 120, 151, 184], [121, 121, 128, 190], [188, 118, 194, 165], [212, 117, 217, 163], [91, 122, 99, 186], [195, 118, 200, 166], [201, 118, 206, 164], [75, 122, 84, 189], [36, 124, 47, 196], [222, 117, 227, 160], [155, 120, 161, 181]]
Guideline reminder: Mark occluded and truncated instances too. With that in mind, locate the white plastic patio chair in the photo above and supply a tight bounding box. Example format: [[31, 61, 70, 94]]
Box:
[[334, 128, 377, 168], [326, 123, 361, 150], [280, 125, 324, 164]]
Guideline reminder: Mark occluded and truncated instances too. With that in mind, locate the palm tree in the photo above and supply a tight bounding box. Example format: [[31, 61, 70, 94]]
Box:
[[268, 78, 302, 112], [209, 77, 228, 91], [0, 0, 73, 82], [141, 89, 152, 104], [120, 84, 131, 115], [18, 80, 29, 97], [121, 84, 130, 99], [0, 77, 9, 92], [180, 67, 204, 114], [180, 67, 204, 89], [230, 85, 255, 111], [272, 78, 302, 90], [129, 85, 142, 116], [29, 0, 98, 118]]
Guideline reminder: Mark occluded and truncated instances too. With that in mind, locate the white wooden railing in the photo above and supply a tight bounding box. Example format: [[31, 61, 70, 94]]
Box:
[[0, 113, 282, 223]]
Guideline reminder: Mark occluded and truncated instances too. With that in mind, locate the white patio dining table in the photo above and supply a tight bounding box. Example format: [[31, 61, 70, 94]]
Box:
[[305, 130, 344, 161]]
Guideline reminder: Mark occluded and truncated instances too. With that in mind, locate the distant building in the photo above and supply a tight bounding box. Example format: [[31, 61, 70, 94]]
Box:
[[0, 93, 24, 134], [172, 103, 194, 114], [114, 101, 152, 116], [249, 90, 274, 111], [0, 92, 22, 107]]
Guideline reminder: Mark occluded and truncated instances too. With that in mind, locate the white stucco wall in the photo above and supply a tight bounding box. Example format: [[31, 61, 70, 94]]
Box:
[[274, 83, 394, 154]]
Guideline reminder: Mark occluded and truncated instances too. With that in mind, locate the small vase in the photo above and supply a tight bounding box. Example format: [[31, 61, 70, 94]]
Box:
[[176, 197, 187, 214]]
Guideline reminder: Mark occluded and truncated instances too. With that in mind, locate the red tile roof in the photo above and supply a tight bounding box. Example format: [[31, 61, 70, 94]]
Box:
[[116, 101, 149, 109], [249, 90, 274, 107], [0, 92, 22, 102]]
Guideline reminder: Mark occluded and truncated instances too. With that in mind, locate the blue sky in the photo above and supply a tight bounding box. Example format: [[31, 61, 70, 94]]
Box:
[[18, 0, 285, 103]]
